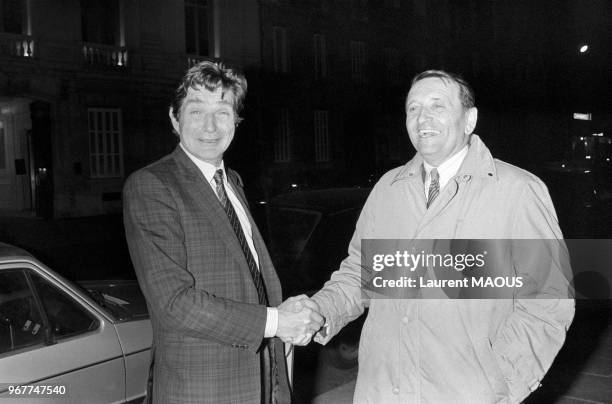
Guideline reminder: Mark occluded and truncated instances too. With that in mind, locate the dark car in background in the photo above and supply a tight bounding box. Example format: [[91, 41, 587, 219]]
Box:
[[253, 187, 371, 371], [256, 187, 369, 297], [534, 134, 612, 238]]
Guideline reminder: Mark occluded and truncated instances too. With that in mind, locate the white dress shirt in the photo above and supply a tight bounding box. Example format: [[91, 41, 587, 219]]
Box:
[[180, 144, 278, 337], [423, 145, 469, 198]]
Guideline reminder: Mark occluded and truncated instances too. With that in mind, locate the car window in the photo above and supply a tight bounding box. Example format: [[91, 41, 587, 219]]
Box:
[[269, 207, 362, 296], [0, 269, 46, 355], [265, 207, 321, 271], [31, 273, 99, 340], [292, 208, 361, 292]]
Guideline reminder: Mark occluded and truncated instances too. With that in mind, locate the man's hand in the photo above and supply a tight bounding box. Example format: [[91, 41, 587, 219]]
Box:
[[276, 295, 325, 345]]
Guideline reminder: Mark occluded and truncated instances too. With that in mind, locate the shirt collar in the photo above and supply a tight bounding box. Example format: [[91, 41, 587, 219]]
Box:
[[179, 143, 225, 186], [423, 145, 468, 189], [392, 134, 498, 184]]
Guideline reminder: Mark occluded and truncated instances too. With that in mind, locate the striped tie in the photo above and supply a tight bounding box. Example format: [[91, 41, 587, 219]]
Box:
[[213, 169, 269, 305], [426, 168, 440, 208]]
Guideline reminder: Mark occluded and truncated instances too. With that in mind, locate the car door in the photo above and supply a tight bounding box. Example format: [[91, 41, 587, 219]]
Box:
[[0, 263, 126, 403]]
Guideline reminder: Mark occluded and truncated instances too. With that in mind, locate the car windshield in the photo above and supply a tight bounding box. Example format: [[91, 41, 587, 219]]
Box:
[[264, 207, 321, 272], [262, 204, 363, 296]]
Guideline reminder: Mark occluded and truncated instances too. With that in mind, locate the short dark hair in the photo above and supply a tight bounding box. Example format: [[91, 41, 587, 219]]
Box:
[[410, 70, 475, 109], [170, 59, 247, 124]]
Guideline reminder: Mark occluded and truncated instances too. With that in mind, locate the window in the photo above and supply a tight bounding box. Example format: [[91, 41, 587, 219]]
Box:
[[350, 41, 367, 83], [81, 0, 126, 66], [88, 108, 123, 178], [31, 274, 98, 340], [81, 0, 119, 45], [0, 269, 46, 355], [185, 0, 209, 56], [0, 0, 26, 34], [274, 108, 291, 162], [313, 34, 327, 79], [0, 0, 32, 57], [314, 110, 330, 162], [272, 26, 289, 73]]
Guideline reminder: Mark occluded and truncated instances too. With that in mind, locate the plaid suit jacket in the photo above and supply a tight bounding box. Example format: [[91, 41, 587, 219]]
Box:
[[123, 146, 290, 404]]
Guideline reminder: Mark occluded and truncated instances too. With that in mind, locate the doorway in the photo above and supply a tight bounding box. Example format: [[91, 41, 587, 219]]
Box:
[[0, 98, 32, 213]]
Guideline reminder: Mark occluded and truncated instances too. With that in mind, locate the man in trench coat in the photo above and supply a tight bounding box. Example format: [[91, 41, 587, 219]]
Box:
[[311, 70, 574, 403]]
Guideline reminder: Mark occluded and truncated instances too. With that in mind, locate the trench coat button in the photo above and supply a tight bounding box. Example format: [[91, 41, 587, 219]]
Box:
[[392, 387, 400, 395], [462, 175, 471, 182], [402, 316, 409, 324]]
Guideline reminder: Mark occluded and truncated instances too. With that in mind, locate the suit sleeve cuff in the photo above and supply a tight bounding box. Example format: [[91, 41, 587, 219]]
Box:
[[264, 307, 278, 338]]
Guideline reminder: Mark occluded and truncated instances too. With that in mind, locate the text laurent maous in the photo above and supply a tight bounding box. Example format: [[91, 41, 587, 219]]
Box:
[[372, 276, 524, 288]]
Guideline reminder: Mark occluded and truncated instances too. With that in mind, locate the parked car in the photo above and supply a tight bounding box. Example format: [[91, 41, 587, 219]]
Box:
[[535, 161, 612, 237], [0, 243, 151, 403], [254, 187, 371, 369]]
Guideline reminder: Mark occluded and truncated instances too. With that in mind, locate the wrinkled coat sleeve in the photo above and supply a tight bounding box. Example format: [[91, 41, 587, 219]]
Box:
[[312, 187, 378, 344], [491, 179, 575, 402], [123, 170, 267, 352]]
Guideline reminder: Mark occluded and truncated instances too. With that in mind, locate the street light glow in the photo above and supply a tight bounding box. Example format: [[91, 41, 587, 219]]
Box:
[[579, 44, 588, 53]]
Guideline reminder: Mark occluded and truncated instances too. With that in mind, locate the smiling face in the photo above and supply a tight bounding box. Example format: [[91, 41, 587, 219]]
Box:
[[405, 77, 477, 166], [170, 85, 236, 166]]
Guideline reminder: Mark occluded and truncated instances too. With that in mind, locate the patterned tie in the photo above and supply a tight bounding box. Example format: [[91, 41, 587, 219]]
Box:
[[426, 168, 440, 208], [213, 169, 269, 305]]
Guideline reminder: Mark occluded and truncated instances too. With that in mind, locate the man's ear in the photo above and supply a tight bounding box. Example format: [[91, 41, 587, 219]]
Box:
[[465, 107, 478, 135], [169, 108, 180, 134]]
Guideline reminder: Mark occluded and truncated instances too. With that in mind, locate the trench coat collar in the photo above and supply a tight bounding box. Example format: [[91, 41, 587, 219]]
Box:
[[391, 134, 498, 185]]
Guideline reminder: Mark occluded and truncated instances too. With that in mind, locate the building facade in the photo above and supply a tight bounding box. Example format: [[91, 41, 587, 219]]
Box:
[[0, 0, 260, 217], [1, 0, 608, 216]]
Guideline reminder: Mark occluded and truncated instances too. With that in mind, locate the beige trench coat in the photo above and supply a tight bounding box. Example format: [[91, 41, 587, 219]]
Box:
[[313, 135, 574, 404]]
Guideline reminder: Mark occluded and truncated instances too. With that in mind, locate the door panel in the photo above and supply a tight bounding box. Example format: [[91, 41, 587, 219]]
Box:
[[0, 103, 33, 211], [30, 101, 53, 218], [0, 117, 17, 209], [0, 267, 126, 403], [115, 320, 151, 402]]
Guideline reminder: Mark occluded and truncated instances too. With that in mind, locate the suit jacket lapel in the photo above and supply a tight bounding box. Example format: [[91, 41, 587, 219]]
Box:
[[170, 147, 252, 277], [227, 170, 283, 305]]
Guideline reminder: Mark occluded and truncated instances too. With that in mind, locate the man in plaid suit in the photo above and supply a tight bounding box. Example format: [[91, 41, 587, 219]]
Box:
[[123, 60, 324, 403]]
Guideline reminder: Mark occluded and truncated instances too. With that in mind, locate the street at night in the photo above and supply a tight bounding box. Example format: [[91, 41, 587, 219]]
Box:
[[1, 0, 611, 403]]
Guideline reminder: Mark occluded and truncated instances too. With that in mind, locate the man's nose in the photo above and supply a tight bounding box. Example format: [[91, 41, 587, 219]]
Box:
[[202, 113, 216, 131], [417, 107, 433, 124]]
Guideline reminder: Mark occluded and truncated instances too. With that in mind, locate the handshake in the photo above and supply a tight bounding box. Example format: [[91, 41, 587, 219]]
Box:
[[275, 295, 326, 346]]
